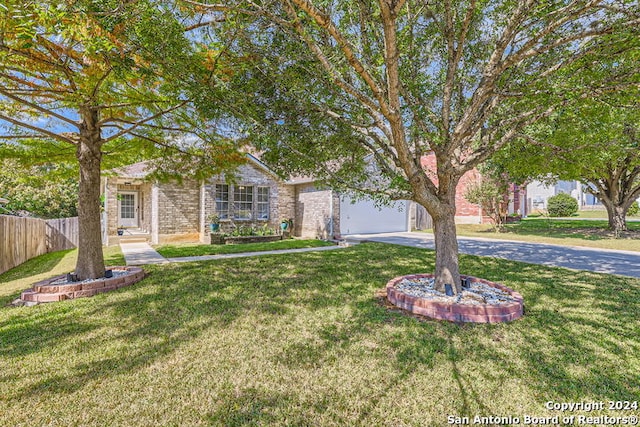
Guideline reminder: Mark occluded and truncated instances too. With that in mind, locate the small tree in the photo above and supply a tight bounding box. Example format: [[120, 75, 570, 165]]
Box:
[[464, 179, 507, 231], [547, 193, 579, 217], [627, 201, 639, 217], [0, 160, 78, 218]]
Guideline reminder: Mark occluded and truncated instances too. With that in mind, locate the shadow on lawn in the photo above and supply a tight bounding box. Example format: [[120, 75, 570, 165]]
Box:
[[3, 243, 639, 423], [451, 256, 640, 412]]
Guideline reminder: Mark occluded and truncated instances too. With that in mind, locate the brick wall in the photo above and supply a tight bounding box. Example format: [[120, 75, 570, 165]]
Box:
[[104, 177, 119, 236], [157, 180, 200, 235], [421, 155, 483, 223], [295, 184, 338, 239], [140, 182, 152, 232], [278, 183, 296, 226]]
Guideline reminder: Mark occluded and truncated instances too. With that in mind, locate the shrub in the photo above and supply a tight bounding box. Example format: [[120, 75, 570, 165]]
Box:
[[464, 179, 507, 231], [628, 201, 640, 217], [547, 193, 578, 217]]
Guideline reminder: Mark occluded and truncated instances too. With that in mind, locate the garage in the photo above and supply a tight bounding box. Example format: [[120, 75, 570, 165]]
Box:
[[339, 196, 410, 235]]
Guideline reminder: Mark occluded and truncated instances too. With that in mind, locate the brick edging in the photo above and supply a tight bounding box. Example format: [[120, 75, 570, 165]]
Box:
[[20, 266, 146, 304], [386, 274, 524, 323]]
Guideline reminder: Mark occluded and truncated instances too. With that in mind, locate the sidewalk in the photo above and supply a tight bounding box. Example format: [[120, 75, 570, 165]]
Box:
[[120, 242, 169, 265], [119, 242, 347, 266]]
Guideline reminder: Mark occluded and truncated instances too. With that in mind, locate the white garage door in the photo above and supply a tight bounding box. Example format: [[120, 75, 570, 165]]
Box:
[[340, 196, 409, 235]]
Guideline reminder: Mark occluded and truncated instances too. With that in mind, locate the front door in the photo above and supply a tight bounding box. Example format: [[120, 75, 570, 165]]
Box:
[[118, 192, 138, 228]]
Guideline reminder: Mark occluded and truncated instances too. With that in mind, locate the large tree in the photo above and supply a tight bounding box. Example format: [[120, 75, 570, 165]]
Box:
[[496, 100, 640, 234], [190, 0, 639, 293], [0, 0, 242, 279]]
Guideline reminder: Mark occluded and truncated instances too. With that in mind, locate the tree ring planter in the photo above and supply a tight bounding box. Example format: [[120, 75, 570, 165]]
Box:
[[210, 234, 283, 245], [386, 274, 524, 323], [18, 266, 145, 305]]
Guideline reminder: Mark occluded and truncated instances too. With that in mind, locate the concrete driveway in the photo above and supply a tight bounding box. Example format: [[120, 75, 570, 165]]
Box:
[[345, 232, 640, 278]]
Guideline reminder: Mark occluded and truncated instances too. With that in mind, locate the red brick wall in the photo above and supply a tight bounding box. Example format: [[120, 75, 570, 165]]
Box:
[[420, 155, 482, 220]]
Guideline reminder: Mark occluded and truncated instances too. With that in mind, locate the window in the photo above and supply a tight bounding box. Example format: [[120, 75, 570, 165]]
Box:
[[120, 193, 135, 219], [212, 184, 271, 220], [234, 185, 253, 220], [257, 187, 270, 220], [215, 184, 229, 219]]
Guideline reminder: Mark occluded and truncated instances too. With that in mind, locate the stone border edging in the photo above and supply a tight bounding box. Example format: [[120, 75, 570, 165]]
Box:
[[19, 266, 145, 304], [386, 274, 524, 323]]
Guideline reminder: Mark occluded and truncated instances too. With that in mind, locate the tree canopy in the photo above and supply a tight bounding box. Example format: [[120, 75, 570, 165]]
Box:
[[495, 99, 640, 232], [189, 0, 640, 292]]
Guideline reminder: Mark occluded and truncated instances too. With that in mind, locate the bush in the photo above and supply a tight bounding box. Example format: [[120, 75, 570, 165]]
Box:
[[547, 193, 579, 217], [628, 201, 640, 217]]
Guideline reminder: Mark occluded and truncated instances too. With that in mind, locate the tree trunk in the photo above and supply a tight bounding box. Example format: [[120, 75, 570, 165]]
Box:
[[432, 204, 461, 295], [605, 203, 628, 235], [74, 111, 105, 280]]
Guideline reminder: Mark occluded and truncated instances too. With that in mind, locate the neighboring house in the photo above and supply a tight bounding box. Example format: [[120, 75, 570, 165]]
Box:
[[103, 154, 524, 244], [526, 180, 601, 211], [419, 155, 526, 224]]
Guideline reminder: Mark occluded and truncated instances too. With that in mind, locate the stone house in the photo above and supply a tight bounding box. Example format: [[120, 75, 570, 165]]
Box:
[[102, 155, 414, 244], [102, 154, 511, 244]]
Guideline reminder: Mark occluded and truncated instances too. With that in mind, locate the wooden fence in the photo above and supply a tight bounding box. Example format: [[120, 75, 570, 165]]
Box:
[[0, 215, 79, 275]]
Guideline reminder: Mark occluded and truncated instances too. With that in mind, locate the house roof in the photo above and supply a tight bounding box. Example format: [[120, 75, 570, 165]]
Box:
[[108, 155, 296, 183], [109, 161, 152, 179], [286, 176, 316, 185]]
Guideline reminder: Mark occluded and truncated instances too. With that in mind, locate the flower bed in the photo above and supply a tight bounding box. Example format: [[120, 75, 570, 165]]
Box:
[[210, 234, 283, 245]]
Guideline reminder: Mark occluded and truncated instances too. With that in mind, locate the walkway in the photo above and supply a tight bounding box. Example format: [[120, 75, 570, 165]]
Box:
[[345, 232, 640, 278], [120, 242, 169, 265], [119, 241, 345, 266]]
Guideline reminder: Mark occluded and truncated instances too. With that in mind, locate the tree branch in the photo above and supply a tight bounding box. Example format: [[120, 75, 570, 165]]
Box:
[[0, 88, 79, 127], [101, 101, 189, 143], [0, 113, 77, 145], [288, 0, 392, 117]]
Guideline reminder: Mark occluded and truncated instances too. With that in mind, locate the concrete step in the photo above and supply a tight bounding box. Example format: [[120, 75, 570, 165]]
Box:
[[108, 235, 151, 245], [119, 237, 149, 243]]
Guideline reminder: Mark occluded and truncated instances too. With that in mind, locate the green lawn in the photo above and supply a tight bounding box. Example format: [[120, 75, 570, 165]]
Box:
[[455, 217, 640, 251], [155, 238, 335, 258], [1, 243, 638, 426]]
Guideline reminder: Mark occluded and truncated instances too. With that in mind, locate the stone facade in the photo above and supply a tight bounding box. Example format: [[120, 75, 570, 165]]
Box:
[[103, 180, 151, 237], [104, 178, 119, 237], [156, 180, 201, 240], [201, 162, 296, 242], [295, 183, 340, 239]]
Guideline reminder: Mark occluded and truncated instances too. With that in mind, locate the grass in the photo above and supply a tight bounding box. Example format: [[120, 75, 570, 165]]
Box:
[[0, 245, 125, 306], [154, 238, 335, 258], [454, 217, 640, 252], [1, 243, 639, 426]]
